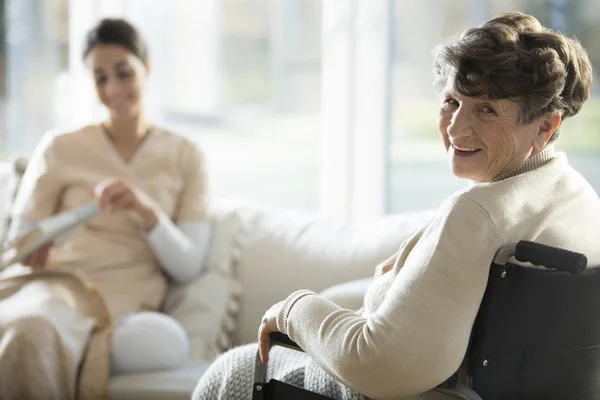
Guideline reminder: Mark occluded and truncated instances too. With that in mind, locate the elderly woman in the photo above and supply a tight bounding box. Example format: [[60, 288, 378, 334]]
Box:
[[193, 12, 600, 400]]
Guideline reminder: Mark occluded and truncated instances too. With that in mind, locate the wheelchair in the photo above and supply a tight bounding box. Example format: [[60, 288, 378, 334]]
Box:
[[253, 241, 600, 399]]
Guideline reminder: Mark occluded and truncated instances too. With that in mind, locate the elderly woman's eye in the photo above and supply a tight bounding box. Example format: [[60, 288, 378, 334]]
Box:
[[444, 97, 459, 106], [482, 105, 496, 114]]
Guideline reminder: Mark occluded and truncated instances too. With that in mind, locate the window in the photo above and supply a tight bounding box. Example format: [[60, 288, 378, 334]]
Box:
[[5, 0, 322, 212], [388, 0, 600, 213], [388, 0, 470, 213], [92, 0, 321, 211], [5, 1, 597, 218], [0, 0, 5, 155], [4, 0, 69, 154]]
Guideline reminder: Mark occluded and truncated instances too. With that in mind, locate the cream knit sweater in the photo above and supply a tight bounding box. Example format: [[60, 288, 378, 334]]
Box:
[[277, 146, 600, 399]]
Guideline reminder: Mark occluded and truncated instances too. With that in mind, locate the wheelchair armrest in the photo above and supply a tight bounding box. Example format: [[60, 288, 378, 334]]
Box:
[[254, 334, 474, 399], [254, 333, 304, 386], [269, 332, 303, 351]]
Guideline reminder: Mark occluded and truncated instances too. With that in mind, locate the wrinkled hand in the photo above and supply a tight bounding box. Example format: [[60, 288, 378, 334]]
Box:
[[94, 178, 159, 231], [23, 243, 52, 269], [373, 253, 398, 279], [258, 301, 285, 364]]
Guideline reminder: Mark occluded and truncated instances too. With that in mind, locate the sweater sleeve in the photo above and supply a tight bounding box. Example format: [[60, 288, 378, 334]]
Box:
[[277, 195, 503, 399]]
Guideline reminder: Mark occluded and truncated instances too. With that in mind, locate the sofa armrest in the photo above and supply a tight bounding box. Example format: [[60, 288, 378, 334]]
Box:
[[318, 277, 372, 311]]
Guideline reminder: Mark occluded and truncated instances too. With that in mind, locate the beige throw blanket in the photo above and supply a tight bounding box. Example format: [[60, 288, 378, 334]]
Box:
[[0, 266, 113, 400]]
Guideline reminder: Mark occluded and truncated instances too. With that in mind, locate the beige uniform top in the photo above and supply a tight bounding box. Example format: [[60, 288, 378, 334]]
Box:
[[11, 125, 208, 315]]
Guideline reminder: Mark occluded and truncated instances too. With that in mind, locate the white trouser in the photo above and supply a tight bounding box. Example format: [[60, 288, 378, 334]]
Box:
[[110, 312, 190, 374]]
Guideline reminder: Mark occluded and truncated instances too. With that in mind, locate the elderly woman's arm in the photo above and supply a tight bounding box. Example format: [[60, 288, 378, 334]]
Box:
[[277, 195, 502, 399]]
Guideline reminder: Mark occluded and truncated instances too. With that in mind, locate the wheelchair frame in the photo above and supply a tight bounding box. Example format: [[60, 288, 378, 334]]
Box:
[[253, 241, 594, 400]]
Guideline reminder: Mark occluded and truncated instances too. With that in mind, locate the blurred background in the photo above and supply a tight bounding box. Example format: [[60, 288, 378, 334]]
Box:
[[0, 0, 598, 218]]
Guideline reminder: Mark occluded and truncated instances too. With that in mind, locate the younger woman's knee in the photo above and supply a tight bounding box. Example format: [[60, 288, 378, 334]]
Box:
[[110, 312, 189, 374]]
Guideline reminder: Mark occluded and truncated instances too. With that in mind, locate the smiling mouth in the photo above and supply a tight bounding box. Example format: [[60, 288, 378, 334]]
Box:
[[452, 144, 481, 153]]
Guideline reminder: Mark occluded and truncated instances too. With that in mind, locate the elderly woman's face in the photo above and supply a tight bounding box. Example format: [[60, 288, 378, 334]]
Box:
[[438, 86, 545, 182]]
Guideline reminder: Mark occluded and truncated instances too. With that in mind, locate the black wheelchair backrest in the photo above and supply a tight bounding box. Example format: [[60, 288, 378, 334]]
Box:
[[467, 242, 600, 400]]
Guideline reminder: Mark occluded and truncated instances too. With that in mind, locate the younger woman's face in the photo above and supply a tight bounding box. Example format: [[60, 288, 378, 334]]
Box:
[[86, 44, 149, 119]]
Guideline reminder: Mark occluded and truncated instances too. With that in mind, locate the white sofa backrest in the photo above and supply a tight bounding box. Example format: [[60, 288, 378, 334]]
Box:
[[231, 206, 433, 345]]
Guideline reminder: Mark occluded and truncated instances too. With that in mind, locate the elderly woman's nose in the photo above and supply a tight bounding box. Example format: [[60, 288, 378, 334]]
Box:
[[447, 109, 473, 138]]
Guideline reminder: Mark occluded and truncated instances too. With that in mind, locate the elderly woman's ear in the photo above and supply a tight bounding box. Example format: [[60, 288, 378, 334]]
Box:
[[532, 113, 561, 153]]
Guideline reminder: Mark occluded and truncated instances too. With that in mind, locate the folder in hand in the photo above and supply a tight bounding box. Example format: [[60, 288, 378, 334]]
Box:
[[0, 202, 101, 269]]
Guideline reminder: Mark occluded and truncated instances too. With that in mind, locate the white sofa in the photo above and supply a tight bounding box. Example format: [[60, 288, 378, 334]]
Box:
[[0, 162, 433, 399], [109, 205, 433, 399]]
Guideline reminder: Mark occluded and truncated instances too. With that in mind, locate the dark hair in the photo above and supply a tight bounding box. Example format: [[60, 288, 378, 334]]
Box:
[[433, 12, 593, 141], [82, 18, 148, 62]]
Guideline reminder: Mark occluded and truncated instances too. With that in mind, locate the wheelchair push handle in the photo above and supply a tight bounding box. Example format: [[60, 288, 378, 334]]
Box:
[[515, 241, 587, 275]]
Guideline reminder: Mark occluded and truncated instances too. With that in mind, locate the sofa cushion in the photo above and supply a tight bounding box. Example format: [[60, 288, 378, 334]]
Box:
[[231, 206, 433, 345], [108, 361, 210, 400]]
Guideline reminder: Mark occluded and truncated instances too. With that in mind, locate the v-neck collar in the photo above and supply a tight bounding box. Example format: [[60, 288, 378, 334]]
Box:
[[97, 124, 154, 165]]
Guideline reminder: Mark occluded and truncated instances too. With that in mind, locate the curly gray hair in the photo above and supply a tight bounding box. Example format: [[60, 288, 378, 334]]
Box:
[[433, 12, 593, 141]]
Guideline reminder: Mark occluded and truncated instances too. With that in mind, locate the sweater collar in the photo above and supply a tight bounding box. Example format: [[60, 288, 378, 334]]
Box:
[[491, 145, 556, 182]]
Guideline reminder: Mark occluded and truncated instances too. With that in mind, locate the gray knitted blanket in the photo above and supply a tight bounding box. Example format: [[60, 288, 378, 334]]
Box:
[[193, 343, 366, 400]]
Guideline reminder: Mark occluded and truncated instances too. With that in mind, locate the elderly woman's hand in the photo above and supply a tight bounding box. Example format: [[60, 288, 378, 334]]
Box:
[[258, 300, 285, 364], [94, 178, 159, 231], [374, 251, 399, 279]]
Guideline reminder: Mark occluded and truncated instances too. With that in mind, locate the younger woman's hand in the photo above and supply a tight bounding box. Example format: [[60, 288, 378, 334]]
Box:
[[22, 243, 52, 269], [94, 178, 159, 231]]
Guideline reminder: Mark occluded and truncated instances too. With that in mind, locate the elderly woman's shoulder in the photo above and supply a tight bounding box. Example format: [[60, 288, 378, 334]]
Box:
[[446, 156, 599, 225], [435, 188, 492, 219]]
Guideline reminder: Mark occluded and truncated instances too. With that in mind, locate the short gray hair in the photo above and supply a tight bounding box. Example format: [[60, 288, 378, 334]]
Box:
[[433, 12, 593, 141]]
